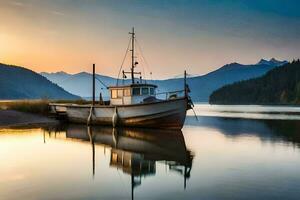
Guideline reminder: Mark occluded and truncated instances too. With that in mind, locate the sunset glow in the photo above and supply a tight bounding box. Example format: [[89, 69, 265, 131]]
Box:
[[0, 0, 299, 78]]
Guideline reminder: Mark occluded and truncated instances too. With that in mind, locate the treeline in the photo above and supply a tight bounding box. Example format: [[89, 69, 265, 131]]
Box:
[[209, 60, 300, 105]]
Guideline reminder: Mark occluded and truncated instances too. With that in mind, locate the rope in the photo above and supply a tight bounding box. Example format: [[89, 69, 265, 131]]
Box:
[[87, 105, 93, 125], [117, 37, 132, 85], [134, 51, 145, 83], [95, 76, 109, 89], [135, 38, 152, 81]]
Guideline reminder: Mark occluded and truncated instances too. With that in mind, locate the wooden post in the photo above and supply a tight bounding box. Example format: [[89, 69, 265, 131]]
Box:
[[184, 70, 187, 97], [99, 92, 103, 105], [87, 126, 95, 178], [92, 64, 95, 105]]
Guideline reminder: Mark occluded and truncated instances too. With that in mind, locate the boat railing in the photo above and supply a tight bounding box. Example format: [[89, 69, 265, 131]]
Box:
[[156, 89, 185, 100]]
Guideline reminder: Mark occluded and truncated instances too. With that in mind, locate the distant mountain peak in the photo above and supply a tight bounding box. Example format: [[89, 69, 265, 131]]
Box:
[[257, 59, 268, 64], [41, 71, 69, 75], [270, 58, 278, 62], [213, 62, 243, 73], [56, 71, 68, 75], [257, 58, 288, 66], [75, 72, 91, 76]]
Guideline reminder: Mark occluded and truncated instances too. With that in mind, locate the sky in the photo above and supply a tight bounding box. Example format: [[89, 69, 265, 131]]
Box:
[[0, 0, 300, 79]]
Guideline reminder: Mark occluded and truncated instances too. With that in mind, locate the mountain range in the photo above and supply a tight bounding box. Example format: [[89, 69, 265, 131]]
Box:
[[41, 58, 288, 102], [0, 63, 79, 100]]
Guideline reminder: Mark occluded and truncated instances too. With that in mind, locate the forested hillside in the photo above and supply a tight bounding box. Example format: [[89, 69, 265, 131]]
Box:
[[209, 60, 300, 105], [0, 63, 79, 100]]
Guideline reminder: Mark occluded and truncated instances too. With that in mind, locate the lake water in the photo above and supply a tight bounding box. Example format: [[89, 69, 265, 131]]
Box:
[[1, 104, 300, 200]]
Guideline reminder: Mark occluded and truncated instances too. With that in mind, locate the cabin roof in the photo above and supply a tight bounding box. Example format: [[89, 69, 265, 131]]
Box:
[[108, 83, 157, 89]]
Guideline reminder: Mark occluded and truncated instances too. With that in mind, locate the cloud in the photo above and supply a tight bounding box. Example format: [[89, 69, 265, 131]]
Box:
[[51, 10, 65, 16], [9, 1, 25, 7]]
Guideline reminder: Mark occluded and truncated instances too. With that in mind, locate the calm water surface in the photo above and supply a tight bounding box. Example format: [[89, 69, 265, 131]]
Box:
[[1, 104, 300, 200]]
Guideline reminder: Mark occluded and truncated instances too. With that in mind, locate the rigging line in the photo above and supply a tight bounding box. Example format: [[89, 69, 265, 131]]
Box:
[[141, 55, 146, 83], [95, 76, 109, 89], [135, 38, 150, 73], [134, 41, 146, 82], [135, 51, 146, 82], [135, 38, 152, 80], [117, 36, 132, 86]]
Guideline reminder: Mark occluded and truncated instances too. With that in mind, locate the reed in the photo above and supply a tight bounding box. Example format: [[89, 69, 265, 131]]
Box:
[[0, 100, 49, 114], [0, 99, 90, 114], [53, 99, 91, 104]]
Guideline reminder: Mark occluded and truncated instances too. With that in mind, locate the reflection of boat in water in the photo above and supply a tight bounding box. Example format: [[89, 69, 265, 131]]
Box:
[[45, 124, 193, 200]]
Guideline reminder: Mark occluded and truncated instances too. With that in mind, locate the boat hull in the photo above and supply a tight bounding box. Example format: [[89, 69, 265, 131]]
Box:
[[63, 97, 188, 129]]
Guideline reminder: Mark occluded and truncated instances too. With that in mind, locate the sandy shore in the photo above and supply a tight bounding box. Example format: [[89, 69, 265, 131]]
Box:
[[0, 110, 58, 127]]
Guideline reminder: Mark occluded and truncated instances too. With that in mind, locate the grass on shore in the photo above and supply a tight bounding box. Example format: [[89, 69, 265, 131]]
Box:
[[0, 99, 91, 115], [0, 100, 49, 114]]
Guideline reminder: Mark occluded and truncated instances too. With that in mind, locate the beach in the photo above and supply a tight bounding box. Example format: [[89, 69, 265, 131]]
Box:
[[0, 110, 58, 127]]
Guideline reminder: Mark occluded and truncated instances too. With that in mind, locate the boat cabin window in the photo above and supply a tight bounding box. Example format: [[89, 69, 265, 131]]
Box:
[[111, 89, 118, 99], [117, 89, 123, 98], [150, 87, 155, 95], [132, 87, 155, 96], [111, 89, 123, 99], [132, 88, 141, 96], [124, 88, 131, 96], [142, 87, 149, 95]]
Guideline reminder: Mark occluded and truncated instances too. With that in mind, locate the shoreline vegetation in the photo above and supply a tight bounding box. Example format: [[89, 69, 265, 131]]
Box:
[[0, 99, 91, 114], [0, 99, 90, 127]]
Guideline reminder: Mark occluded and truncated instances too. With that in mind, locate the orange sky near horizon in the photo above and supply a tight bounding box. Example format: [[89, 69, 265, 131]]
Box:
[[0, 0, 299, 79]]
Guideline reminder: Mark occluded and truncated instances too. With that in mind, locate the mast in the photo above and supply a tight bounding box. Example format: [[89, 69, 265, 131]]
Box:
[[92, 64, 95, 105], [129, 27, 135, 84]]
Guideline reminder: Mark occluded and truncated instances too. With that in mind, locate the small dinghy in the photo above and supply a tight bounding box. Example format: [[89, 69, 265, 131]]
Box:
[[50, 28, 194, 129]]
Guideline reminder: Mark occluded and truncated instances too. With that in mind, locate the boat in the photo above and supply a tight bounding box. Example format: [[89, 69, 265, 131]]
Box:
[[49, 28, 193, 129]]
